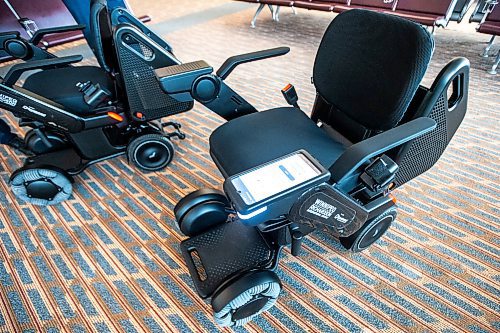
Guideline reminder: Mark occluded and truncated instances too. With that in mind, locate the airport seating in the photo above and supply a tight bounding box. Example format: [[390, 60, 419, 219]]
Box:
[[384, 0, 457, 28], [477, 1, 500, 73], [237, 0, 457, 28], [450, 0, 476, 23], [332, 0, 396, 13], [470, 0, 492, 22]]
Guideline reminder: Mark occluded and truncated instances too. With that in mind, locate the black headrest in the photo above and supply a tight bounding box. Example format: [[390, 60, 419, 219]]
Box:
[[90, 0, 114, 73], [313, 9, 434, 131]]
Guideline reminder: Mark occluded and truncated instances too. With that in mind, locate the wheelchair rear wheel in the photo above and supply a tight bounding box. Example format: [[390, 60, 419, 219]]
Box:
[[174, 188, 229, 236], [340, 208, 397, 252], [211, 270, 281, 327], [127, 133, 174, 172], [10, 166, 73, 206]]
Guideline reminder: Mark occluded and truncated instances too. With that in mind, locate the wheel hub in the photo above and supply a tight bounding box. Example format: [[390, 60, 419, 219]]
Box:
[[232, 296, 271, 321], [138, 143, 169, 168], [358, 215, 393, 249], [25, 179, 61, 201]]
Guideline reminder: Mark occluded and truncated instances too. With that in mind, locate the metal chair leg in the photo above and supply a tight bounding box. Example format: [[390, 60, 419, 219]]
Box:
[[488, 51, 499, 74], [275, 6, 281, 22], [268, 4, 275, 20], [251, 3, 265, 28], [481, 36, 495, 58], [292, 6, 297, 15]]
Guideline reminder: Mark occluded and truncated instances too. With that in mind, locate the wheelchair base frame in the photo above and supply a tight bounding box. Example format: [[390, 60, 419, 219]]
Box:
[[180, 193, 396, 303]]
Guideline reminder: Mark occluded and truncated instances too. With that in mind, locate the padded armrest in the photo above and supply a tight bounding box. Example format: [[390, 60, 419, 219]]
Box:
[[3, 55, 83, 87], [330, 117, 437, 184], [217, 47, 290, 80], [30, 24, 86, 46], [0, 32, 21, 50], [155, 60, 213, 94]]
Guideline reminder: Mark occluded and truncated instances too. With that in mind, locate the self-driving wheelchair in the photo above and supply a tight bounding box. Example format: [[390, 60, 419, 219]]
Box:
[[0, 0, 269, 205], [0, 2, 191, 205], [167, 10, 469, 327]]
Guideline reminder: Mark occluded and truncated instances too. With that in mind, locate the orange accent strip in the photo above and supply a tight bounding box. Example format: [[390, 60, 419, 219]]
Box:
[[107, 112, 124, 122], [390, 195, 397, 204], [283, 83, 293, 91]]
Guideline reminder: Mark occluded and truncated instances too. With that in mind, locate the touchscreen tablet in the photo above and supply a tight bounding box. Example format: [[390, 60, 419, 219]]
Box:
[[230, 152, 322, 206]]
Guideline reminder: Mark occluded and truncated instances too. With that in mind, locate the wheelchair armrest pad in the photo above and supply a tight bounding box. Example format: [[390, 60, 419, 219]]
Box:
[[155, 60, 213, 94], [0, 32, 21, 50], [330, 117, 437, 184], [3, 55, 83, 87], [216, 47, 290, 80], [30, 24, 86, 46]]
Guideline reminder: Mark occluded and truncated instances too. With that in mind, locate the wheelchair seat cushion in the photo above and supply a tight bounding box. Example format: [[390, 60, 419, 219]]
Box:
[[22, 66, 114, 115], [209, 107, 347, 178]]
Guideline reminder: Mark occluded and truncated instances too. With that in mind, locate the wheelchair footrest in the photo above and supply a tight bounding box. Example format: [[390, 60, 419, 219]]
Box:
[[180, 222, 273, 299]]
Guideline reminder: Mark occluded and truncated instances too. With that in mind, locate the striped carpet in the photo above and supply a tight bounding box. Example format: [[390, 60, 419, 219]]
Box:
[[0, 1, 498, 332]]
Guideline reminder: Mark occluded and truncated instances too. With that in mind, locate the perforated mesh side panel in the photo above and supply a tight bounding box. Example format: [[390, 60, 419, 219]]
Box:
[[394, 94, 448, 186], [117, 41, 193, 121]]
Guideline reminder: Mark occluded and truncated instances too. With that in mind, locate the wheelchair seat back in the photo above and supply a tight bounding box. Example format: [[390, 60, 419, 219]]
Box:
[[310, 9, 468, 188], [311, 9, 435, 143], [90, 0, 119, 75], [90, 0, 194, 121]]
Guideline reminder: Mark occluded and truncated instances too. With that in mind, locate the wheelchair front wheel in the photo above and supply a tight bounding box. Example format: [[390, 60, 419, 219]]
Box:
[[340, 208, 397, 252], [174, 188, 229, 237], [10, 167, 73, 206], [212, 270, 281, 327], [127, 133, 174, 172]]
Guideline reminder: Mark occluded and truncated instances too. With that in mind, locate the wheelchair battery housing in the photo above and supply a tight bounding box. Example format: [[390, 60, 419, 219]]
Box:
[[223, 150, 330, 225]]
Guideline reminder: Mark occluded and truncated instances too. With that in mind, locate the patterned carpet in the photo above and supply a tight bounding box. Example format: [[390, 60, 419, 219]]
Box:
[[0, 1, 499, 332]]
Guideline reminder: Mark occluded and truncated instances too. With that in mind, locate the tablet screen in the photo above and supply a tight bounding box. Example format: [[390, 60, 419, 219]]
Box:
[[231, 153, 322, 205]]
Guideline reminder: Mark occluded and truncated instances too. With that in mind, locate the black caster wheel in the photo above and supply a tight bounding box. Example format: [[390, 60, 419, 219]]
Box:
[[174, 188, 230, 237], [127, 133, 174, 172], [212, 270, 281, 327], [10, 167, 73, 206], [340, 208, 397, 252]]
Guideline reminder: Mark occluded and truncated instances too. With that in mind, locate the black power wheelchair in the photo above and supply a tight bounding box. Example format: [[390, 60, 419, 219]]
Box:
[[0, 0, 280, 205], [165, 10, 470, 327]]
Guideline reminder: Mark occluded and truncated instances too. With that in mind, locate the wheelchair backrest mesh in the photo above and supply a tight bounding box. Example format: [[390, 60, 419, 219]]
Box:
[[90, 0, 118, 74], [313, 9, 434, 133], [390, 57, 469, 187]]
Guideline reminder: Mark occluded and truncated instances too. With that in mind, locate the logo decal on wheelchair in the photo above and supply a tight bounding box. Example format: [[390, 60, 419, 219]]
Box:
[[22, 105, 46, 117], [306, 198, 337, 219], [0, 94, 17, 107]]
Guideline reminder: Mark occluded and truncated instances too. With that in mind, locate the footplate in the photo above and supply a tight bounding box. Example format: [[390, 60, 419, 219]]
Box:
[[181, 222, 273, 299]]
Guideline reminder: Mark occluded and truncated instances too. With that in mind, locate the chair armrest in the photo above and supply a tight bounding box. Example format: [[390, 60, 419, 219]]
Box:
[[30, 24, 86, 45], [3, 55, 83, 86], [155, 60, 213, 94], [216, 47, 290, 80], [0, 32, 21, 50], [330, 117, 437, 185]]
